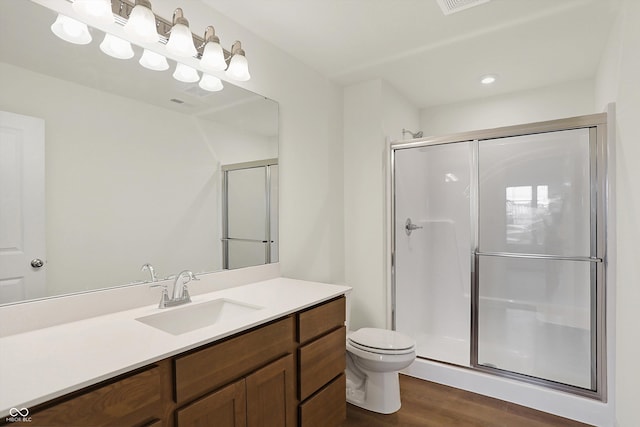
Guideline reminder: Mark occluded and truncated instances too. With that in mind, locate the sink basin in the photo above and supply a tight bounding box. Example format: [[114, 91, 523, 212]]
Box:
[[136, 298, 263, 335]]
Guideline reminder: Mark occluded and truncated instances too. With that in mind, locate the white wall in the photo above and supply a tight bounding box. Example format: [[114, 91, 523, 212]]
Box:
[[0, 62, 274, 297], [420, 78, 595, 136], [343, 79, 419, 330], [595, 1, 640, 425]]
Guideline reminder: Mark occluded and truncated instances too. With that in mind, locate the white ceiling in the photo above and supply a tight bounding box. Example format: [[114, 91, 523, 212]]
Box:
[[200, 0, 619, 108]]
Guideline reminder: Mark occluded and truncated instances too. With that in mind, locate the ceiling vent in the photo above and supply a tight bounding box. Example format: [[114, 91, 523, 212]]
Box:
[[436, 0, 491, 15]]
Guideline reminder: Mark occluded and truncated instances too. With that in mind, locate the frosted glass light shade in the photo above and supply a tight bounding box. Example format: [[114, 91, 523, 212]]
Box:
[[124, 2, 158, 43], [166, 23, 197, 57], [225, 54, 250, 81], [200, 41, 226, 72], [100, 34, 134, 59], [51, 14, 92, 45], [139, 49, 169, 71], [72, 0, 114, 25], [173, 63, 199, 82], [199, 74, 224, 92]]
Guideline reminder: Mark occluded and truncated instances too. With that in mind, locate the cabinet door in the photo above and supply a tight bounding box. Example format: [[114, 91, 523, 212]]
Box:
[[246, 355, 296, 427], [176, 379, 246, 427]]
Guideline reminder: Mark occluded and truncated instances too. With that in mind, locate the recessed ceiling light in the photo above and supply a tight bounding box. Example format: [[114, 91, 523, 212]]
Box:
[[481, 75, 497, 85]]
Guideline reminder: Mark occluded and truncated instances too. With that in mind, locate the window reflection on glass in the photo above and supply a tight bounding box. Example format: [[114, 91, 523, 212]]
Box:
[[506, 185, 550, 246]]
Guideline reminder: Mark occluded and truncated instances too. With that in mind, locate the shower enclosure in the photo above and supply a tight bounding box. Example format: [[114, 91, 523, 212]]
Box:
[[221, 159, 278, 270], [391, 114, 607, 399]]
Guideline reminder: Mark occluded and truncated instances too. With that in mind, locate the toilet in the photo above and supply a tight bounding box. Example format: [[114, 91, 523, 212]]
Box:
[[345, 327, 416, 414]]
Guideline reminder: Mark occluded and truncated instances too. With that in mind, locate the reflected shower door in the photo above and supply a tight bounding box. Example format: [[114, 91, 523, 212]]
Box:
[[476, 129, 598, 390], [222, 160, 277, 269], [394, 141, 472, 366]]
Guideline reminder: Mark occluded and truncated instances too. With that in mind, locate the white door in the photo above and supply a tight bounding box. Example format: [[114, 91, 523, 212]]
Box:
[[0, 111, 46, 304]]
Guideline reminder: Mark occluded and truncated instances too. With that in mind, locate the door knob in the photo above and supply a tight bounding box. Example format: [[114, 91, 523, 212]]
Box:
[[30, 259, 44, 268]]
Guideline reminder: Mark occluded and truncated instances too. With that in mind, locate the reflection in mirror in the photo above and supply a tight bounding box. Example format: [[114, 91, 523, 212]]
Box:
[[0, 0, 278, 305]]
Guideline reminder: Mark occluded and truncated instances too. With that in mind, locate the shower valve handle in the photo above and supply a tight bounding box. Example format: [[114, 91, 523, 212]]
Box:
[[405, 218, 423, 236]]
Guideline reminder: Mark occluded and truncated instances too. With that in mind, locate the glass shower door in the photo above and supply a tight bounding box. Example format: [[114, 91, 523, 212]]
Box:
[[394, 141, 472, 367], [222, 160, 277, 269], [475, 128, 600, 390]]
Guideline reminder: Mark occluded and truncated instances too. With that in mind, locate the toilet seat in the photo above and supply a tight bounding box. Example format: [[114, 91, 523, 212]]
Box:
[[348, 328, 415, 355]]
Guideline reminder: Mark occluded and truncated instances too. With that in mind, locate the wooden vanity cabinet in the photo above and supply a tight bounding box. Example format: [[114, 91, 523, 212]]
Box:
[[176, 354, 295, 427], [174, 317, 297, 427], [297, 296, 346, 427], [5, 296, 347, 427]]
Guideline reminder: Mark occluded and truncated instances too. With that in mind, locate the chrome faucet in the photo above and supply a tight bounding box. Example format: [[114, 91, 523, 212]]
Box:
[[151, 270, 199, 308], [141, 263, 158, 282], [172, 270, 198, 300]]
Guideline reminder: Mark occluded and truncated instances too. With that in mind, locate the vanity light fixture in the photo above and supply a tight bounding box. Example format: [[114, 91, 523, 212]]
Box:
[[166, 8, 197, 58], [480, 74, 497, 85], [48, 0, 252, 89], [139, 49, 169, 70], [199, 74, 224, 92], [199, 26, 227, 72], [100, 33, 135, 59], [72, 0, 114, 25], [123, 0, 158, 43], [225, 41, 251, 81], [51, 14, 92, 45], [173, 62, 199, 83]]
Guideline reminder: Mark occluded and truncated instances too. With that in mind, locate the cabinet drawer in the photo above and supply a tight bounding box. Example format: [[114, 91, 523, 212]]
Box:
[[297, 297, 345, 344], [31, 366, 162, 427], [298, 326, 346, 401], [174, 316, 295, 404], [299, 373, 346, 427]]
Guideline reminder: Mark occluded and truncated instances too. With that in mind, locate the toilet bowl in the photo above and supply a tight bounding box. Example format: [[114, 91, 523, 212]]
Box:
[[345, 327, 416, 414]]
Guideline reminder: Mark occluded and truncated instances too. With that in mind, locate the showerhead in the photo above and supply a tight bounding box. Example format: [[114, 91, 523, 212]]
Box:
[[402, 128, 423, 139]]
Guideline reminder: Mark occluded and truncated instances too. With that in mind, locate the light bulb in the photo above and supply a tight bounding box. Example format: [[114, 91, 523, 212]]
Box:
[[123, 0, 158, 44], [226, 53, 250, 81], [72, 0, 114, 25], [100, 34, 134, 59], [139, 49, 169, 71], [166, 23, 197, 57], [199, 74, 224, 92], [200, 41, 226, 72], [173, 63, 199, 83], [51, 14, 92, 45]]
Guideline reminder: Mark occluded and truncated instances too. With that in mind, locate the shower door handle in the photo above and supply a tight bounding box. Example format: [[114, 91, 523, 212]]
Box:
[[405, 218, 423, 236]]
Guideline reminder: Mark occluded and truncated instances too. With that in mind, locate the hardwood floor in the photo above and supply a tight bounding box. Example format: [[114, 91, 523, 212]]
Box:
[[342, 375, 592, 427]]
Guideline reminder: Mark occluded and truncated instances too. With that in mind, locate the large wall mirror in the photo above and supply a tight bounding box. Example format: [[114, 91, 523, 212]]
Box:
[[0, 0, 279, 305]]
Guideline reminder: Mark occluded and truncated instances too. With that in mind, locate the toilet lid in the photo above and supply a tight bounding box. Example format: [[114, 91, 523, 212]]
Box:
[[348, 328, 415, 352]]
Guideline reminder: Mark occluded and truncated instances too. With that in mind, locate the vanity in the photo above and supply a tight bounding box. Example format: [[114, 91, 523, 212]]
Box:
[[0, 273, 350, 427]]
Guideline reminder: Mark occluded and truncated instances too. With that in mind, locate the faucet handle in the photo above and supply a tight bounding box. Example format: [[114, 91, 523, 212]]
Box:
[[150, 282, 170, 308]]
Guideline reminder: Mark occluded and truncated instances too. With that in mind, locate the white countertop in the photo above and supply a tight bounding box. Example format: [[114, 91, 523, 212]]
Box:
[[0, 277, 350, 415]]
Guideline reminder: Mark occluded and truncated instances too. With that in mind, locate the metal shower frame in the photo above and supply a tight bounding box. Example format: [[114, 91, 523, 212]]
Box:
[[389, 113, 608, 401], [221, 158, 278, 270]]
